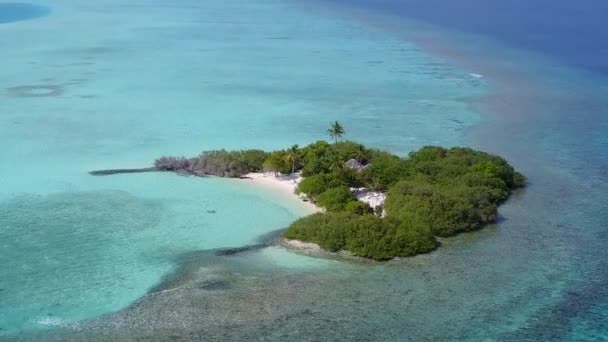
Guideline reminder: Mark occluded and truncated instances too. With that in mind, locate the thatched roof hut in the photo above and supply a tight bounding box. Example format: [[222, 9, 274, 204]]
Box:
[[344, 158, 365, 171]]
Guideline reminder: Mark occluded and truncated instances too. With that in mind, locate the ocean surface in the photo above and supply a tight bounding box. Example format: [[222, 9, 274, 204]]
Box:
[[0, 0, 606, 340]]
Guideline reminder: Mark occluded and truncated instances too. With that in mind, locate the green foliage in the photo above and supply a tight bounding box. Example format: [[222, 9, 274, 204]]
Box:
[[345, 201, 373, 215], [333, 141, 372, 163], [263, 150, 291, 175], [183, 149, 270, 177], [333, 167, 365, 188], [301, 141, 334, 176], [295, 173, 346, 199], [385, 181, 502, 237], [296, 168, 364, 200], [513, 172, 527, 188], [284, 213, 438, 261], [237, 150, 271, 172], [361, 151, 409, 190], [284, 144, 302, 175], [299, 140, 371, 177], [285, 143, 525, 259], [156, 135, 525, 260], [316, 186, 357, 212], [407, 145, 447, 163]]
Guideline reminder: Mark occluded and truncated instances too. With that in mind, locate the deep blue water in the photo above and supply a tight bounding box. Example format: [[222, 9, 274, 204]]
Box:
[[324, 0, 608, 74], [0, 3, 50, 23]]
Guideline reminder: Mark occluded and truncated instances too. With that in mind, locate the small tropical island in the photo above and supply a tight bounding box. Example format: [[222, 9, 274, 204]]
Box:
[[93, 122, 525, 261]]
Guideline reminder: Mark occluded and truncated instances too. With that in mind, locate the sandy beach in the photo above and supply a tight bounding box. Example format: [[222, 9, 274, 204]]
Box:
[[237, 172, 320, 214], [237, 172, 387, 215]]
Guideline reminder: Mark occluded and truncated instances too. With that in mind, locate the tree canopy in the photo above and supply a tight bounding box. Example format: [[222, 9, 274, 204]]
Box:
[[283, 144, 525, 260]]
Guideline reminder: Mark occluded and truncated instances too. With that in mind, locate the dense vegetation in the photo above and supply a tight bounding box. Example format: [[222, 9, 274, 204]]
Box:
[[286, 143, 524, 260], [156, 122, 525, 260], [285, 213, 437, 260]]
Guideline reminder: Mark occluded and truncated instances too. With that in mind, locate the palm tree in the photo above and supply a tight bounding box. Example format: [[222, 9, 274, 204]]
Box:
[[327, 121, 345, 145], [285, 144, 300, 175]]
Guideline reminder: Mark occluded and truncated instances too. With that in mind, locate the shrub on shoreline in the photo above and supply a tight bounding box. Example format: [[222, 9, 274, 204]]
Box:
[[284, 212, 438, 261], [155, 149, 269, 178]]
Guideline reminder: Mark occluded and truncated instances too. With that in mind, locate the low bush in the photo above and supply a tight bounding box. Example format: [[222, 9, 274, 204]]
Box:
[[155, 156, 191, 171], [345, 201, 374, 215], [156, 150, 269, 177], [295, 173, 346, 199], [284, 213, 438, 261], [316, 186, 357, 212]]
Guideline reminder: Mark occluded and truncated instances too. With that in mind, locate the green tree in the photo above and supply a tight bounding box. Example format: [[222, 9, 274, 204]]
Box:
[[327, 121, 345, 145], [345, 201, 373, 215], [316, 186, 357, 212], [263, 151, 290, 176], [301, 140, 333, 176], [362, 152, 409, 190], [334, 141, 371, 163], [296, 173, 346, 199], [284, 144, 300, 175]]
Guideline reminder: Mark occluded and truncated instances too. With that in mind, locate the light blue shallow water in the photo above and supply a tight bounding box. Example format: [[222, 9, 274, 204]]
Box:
[[2, 0, 607, 340], [0, 0, 484, 336]]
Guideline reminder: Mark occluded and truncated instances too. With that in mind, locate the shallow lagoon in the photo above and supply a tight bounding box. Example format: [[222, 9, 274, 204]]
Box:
[[1, 0, 607, 340], [0, 0, 481, 336]]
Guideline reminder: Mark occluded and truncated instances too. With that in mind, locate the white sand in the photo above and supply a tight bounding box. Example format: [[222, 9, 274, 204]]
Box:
[[352, 188, 386, 209], [238, 174, 388, 258], [238, 173, 386, 214], [238, 172, 320, 213], [281, 239, 322, 251]]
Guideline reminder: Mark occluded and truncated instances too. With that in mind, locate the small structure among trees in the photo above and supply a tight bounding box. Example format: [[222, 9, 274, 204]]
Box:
[[344, 158, 365, 171]]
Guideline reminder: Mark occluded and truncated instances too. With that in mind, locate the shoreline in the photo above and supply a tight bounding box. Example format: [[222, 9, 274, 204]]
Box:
[[236, 172, 321, 214], [280, 238, 377, 263], [235, 172, 387, 214]]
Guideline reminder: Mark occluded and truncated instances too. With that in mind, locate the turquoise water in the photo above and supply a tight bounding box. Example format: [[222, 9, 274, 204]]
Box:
[[0, 0, 482, 337], [2, 0, 607, 340]]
